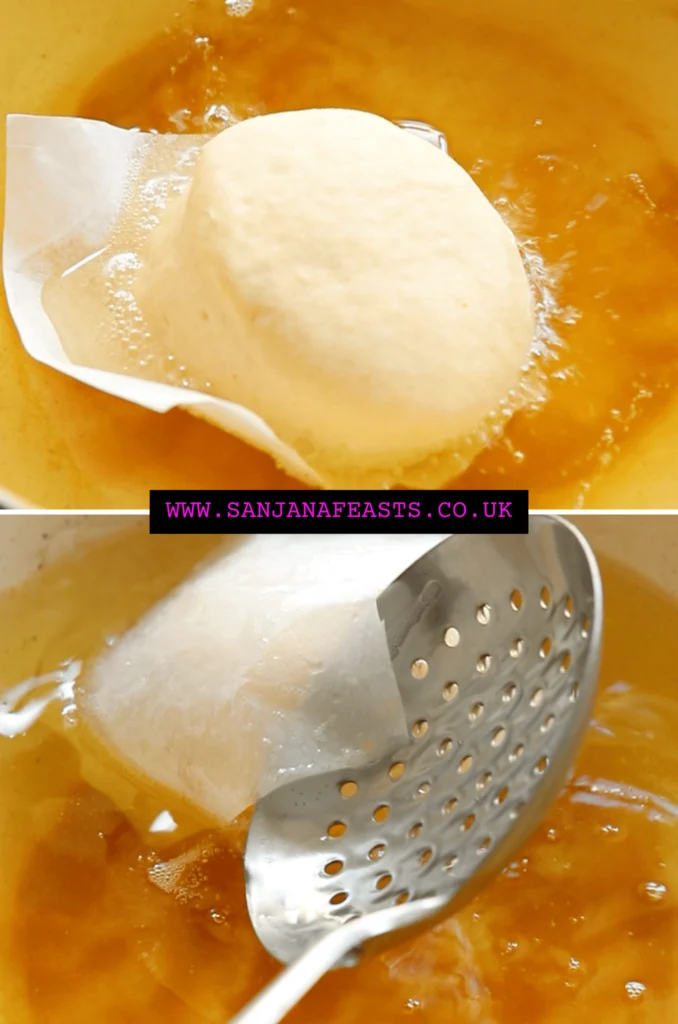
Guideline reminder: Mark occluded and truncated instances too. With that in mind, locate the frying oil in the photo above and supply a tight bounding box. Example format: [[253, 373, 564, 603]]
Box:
[[0, 522, 678, 1022], [40, 0, 678, 505]]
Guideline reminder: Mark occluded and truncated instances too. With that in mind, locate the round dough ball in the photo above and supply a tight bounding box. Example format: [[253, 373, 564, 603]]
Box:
[[135, 108, 534, 486]]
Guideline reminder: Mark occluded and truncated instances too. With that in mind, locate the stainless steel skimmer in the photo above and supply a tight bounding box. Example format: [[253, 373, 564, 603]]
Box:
[[232, 516, 602, 1024]]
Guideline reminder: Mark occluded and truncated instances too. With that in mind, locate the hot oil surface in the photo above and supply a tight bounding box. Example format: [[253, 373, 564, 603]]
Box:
[[1, 529, 678, 1022], [73, 0, 678, 506]]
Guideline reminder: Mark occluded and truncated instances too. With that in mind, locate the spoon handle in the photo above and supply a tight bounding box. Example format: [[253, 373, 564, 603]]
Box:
[[229, 895, 447, 1024]]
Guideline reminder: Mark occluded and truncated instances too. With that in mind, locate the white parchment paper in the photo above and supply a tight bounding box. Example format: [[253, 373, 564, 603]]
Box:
[[83, 534, 446, 824], [3, 114, 322, 484]]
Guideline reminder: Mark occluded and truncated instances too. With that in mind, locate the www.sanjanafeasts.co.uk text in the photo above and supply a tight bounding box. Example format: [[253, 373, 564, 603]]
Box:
[[149, 489, 529, 534], [165, 499, 513, 520]]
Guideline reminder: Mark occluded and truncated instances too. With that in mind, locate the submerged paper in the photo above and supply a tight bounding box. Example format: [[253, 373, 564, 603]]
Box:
[[3, 114, 548, 490], [3, 114, 322, 484]]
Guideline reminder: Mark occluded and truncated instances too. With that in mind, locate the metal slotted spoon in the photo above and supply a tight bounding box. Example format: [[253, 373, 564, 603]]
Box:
[[231, 516, 603, 1024]]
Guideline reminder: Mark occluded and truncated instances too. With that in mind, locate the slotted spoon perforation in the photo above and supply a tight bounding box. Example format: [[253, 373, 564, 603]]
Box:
[[232, 516, 602, 1024]]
